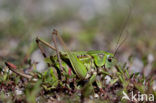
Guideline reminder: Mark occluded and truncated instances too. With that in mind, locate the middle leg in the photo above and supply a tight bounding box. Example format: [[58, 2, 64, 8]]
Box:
[[52, 29, 63, 81]]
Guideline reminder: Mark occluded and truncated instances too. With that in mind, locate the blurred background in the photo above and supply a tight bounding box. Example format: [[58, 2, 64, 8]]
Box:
[[0, 0, 156, 76]]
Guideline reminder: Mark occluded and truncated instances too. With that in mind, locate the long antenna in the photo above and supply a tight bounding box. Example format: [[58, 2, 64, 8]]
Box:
[[114, 1, 134, 57], [114, 31, 129, 57]]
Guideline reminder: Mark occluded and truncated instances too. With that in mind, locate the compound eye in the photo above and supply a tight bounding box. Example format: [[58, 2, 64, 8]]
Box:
[[108, 58, 112, 62]]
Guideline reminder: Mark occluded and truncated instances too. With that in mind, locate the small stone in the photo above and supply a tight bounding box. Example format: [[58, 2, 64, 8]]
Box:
[[105, 75, 111, 84], [153, 80, 156, 91], [94, 93, 99, 98], [85, 74, 90, 79], [15, 89, 23, 95], [148, 54, 154, 63], [93, 72, 97, 75]]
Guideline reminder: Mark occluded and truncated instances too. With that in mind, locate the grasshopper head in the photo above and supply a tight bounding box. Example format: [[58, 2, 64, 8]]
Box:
[[87, 51, 117, 68], [105, 54, 117, 69]]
